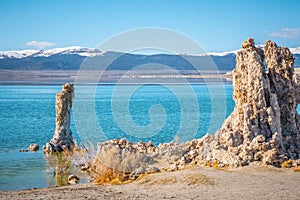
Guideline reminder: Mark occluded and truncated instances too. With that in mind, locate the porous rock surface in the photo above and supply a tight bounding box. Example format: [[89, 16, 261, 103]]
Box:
[[44, 83, 75, 152], [195, 38, 300, 167]]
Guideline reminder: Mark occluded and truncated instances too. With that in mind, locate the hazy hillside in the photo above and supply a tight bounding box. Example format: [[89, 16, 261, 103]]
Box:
[[0, 52, 236, 71]]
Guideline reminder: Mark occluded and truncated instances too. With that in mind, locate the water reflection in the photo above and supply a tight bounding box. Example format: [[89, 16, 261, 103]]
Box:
[[44, 152, 86, 187]]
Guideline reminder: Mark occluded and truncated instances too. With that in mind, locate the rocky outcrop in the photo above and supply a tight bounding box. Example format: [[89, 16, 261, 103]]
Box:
[[195, 38, 300, 167], [89, 39, 300, 183], [161, 39, 300, 168], [28, 143, 39, 152], [44, 83, 75, 152]]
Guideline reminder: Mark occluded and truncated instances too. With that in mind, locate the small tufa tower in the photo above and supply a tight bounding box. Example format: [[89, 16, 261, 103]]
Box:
[[44, 83, 75, 152]]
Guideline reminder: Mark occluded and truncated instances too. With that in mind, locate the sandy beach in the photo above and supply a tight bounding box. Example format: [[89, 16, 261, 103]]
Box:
[[1, 163, 299, 200]]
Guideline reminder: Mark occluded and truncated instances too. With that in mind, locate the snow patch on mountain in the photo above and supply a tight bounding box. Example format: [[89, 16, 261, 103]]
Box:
[[0, 49, 38, 59], [290, 47, 300, 54], [31, 46, 105, 57], [205, 50, 238, 56], [180, 50, 238, 57]]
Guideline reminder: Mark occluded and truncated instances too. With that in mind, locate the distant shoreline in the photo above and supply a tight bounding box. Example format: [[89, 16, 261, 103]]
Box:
[[0, 69, 233, 85]]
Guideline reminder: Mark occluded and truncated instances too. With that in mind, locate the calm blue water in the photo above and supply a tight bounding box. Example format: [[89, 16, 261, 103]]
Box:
[[0, 84, 234, 190]]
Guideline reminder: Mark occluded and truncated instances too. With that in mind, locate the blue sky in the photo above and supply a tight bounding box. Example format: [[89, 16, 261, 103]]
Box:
[[1, 0, 300, 52]]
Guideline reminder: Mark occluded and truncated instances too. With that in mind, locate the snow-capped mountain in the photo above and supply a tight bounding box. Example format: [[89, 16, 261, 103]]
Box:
[[0, 45, 299, 60], [0, 45, 299, 71], [0, 46, 105, 59]]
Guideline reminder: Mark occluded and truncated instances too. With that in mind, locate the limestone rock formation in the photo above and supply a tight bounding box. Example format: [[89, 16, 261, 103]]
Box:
[[163, 39, 300, 168], [44, 83, 75, 152], [197, 38, 300, 166], [265, 40, 300, 157]]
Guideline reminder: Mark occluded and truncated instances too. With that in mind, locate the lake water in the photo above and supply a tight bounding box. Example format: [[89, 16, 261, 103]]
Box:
[[0, 84, 234, 190]]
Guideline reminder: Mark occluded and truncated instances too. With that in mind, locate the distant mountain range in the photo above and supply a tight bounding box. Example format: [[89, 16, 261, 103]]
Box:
[[0, 46, 299, 71]]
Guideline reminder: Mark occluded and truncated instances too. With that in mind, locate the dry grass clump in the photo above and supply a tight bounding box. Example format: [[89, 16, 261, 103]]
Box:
[[293, 166, 300, 172], [202, 161, 228, 170], [212, 162, 219, 168], [281, 160, 293, 168], [90, 140, 156, 185], [280, 160, 300, 171], [94, 166, 131, 185], [96, 143, 152, 173], [71, 143, 94, 166], [70, 143, 130, 185]]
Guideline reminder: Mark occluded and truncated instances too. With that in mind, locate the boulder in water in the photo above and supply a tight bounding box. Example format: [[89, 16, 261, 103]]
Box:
[[28, 143, 39, 152]]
